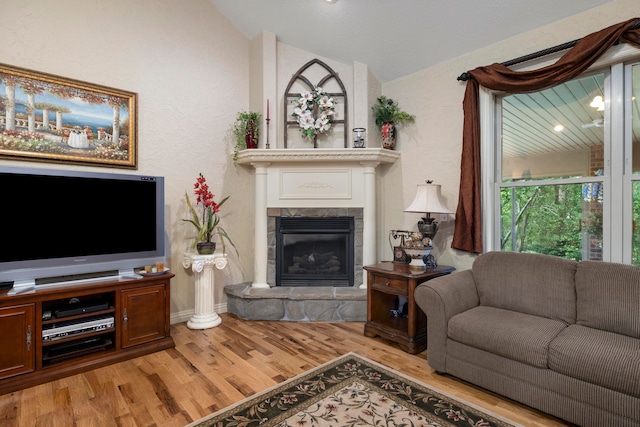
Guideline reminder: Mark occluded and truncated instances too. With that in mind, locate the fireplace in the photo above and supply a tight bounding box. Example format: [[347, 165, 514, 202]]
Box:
[[267, 208, 363, 288], [276, 216, 354, 287], [226, 149, 399, 322]]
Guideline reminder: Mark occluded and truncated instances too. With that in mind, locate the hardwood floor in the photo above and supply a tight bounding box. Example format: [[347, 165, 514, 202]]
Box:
[[2, 314, 570, 426]]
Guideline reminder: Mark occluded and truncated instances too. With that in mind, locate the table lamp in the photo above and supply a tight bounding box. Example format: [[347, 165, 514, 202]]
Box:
[[404, 180, 453, 267]]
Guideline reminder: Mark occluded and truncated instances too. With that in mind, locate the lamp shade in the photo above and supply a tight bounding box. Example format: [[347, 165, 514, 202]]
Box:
[[404, 183, 453, 214]]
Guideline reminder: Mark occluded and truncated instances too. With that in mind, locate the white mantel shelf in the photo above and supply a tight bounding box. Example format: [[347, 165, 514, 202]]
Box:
[[239, 147, 400, 289], [236, 148, 400, 165]]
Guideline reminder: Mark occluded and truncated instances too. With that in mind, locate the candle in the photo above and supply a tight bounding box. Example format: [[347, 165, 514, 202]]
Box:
[[267, 99, 270, 120]]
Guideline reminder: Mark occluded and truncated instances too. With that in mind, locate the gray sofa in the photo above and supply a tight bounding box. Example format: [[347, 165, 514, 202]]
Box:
[[414, 251, 640, 427]]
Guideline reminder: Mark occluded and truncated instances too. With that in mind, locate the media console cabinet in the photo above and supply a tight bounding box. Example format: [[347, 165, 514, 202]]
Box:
[[0, 273, 174, 395]]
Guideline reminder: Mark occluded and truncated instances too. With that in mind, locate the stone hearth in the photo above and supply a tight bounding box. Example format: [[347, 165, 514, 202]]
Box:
[[225, 283, 366, 321]]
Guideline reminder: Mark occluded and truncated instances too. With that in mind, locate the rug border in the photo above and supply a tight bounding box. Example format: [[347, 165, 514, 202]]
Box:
[[348, 352, 527, 427], [185, 352, 526, 427]]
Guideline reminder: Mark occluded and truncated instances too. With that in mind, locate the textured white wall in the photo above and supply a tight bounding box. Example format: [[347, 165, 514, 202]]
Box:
[[0, 0, 252, 320], [2, 0, 638, 319]]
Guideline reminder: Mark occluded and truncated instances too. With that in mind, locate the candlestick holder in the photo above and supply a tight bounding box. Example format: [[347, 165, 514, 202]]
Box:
[[266, 118, 271, 149]]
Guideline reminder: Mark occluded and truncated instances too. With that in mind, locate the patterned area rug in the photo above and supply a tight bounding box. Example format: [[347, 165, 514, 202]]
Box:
[[187, 352, 522, 427]]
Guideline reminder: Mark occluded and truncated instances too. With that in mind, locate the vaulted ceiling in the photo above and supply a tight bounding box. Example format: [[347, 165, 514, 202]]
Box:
[[210, 0, 613, 83]]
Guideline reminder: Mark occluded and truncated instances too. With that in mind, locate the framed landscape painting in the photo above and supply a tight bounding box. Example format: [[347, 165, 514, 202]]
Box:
[[0, 63, 137, 169]]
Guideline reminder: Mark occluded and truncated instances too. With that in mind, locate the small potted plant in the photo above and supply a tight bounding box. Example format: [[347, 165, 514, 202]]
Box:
[[232, 110, 261, 163], [183, 173, 237, 255], [371, 96, 415, 150]]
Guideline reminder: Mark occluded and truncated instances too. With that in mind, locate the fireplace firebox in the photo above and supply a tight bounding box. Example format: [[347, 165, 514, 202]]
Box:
[[276, 217, 354, 287]]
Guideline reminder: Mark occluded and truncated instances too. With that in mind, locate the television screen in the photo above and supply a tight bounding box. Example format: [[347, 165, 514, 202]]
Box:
[[0, 166, 165, 286]]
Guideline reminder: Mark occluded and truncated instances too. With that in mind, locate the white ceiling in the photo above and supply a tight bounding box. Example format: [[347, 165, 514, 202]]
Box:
[[210, 0, 613, 83]]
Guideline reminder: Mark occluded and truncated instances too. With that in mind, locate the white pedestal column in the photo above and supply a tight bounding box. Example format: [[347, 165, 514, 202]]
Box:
[[182, 253, 228, 329], [251, 162, 271, 288], [361, 161, 380, 288]]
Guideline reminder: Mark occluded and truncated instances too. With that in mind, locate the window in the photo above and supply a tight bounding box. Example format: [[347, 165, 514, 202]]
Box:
[[483, 45, 640, 264], [632, 63, 640, 263]]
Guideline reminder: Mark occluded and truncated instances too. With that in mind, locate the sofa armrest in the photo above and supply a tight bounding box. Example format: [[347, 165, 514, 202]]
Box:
[[415, 270, 479, 372]]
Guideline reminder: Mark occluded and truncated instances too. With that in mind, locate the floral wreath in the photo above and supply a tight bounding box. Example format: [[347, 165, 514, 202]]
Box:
[[291, 87, 336, 139]]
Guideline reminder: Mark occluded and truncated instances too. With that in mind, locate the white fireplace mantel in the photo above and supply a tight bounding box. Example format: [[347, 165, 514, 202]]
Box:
[[238, 148, 400, 289], [236, 148, 401, 165]]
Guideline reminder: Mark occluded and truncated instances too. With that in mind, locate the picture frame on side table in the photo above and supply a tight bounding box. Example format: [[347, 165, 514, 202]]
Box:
[[0, 62, 137, 169]]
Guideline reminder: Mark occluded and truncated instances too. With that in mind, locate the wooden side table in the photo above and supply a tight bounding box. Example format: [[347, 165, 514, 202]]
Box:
[[363, 262, 454, 354]]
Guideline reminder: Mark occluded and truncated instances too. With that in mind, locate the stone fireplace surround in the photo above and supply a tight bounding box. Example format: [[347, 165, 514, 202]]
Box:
[[225, 148, 399, 321], [269, 208, 363, 288]]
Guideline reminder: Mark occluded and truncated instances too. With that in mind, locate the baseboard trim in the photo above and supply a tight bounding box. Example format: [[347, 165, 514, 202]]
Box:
[[171, 303, 228, 325]]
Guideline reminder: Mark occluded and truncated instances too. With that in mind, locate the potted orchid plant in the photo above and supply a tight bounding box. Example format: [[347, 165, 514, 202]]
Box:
[[183, 173, 236, 255]]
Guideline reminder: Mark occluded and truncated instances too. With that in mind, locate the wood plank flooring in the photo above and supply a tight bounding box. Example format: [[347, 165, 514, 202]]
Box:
[[1, 314, 570, 426]]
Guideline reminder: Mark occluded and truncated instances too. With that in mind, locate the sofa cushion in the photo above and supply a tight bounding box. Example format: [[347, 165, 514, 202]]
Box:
[[576, 261, 640, 339], [448, 306, 568, 368], [472, 252, 577, 324], [549, 324, 640, 398]]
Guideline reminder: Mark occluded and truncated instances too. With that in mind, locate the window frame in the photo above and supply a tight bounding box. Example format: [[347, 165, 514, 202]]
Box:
[[481, 44, 640, 263]]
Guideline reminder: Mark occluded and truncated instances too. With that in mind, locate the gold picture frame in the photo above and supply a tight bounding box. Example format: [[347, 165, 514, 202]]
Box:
[[0, 63, 137, 169]]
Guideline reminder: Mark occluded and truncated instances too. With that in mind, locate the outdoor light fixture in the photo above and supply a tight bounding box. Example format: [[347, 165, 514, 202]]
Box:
[[590, 95, 605, 111]]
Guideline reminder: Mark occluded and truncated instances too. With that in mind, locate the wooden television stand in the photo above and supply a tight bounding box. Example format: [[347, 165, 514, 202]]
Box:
[[0, 273, 174, 395]]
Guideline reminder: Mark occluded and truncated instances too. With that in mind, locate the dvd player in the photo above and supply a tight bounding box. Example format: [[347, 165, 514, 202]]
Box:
[[42, 316, 115, 342], [54, 302, 109, 318]]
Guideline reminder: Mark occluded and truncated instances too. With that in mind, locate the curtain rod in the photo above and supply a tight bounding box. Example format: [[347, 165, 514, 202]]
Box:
[[456, 19, 640, 82]]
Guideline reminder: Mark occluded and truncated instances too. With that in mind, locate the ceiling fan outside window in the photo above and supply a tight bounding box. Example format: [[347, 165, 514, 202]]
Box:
[[582, 118, 604, 128]]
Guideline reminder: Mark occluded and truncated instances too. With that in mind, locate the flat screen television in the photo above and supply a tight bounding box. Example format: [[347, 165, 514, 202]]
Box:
[[0, 165, 165, 288]]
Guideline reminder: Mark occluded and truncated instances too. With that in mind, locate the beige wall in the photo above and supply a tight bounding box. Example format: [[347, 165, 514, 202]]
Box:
[[381, 0, 640, 271], [2, 0, 639, 319], [0, 0, 251, 321]]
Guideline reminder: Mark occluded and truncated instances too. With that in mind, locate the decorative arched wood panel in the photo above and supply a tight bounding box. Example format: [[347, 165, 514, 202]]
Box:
[[284, 59, 348, 148]]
